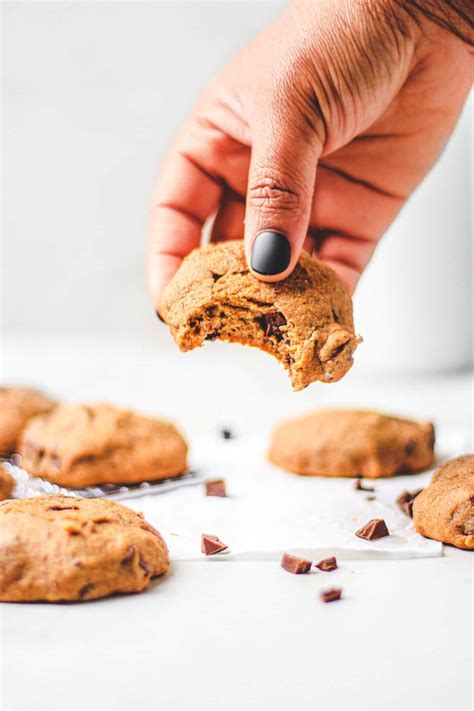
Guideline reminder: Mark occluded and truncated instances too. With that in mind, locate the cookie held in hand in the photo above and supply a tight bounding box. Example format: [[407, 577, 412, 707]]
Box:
[[19, 403, 188, 487], [413, 454, 474, 550], [159, 241, 360, 391], [0, 495, 169, 602], [268, 409, 435, 478]]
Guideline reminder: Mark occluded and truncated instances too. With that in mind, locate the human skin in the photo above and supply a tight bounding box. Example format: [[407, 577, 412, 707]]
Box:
[[147, 0, 472, 307]]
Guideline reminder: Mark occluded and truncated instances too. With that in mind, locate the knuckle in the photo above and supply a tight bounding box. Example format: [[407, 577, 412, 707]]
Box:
[[247, 169, 308, 214]]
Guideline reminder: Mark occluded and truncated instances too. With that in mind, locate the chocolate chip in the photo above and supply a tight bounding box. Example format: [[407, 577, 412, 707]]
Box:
[[396, 489, 423, 518], [220, 427, 234, 440], [257, 311, 287, 340], [121, 546, 135, 565], [138, 555, 151, 575], [205, 331, 219, 341], [201, 533, 228, 555], [49, 505, 80, 511], [79, 583, 96, 599], [404, 439, 417, 456], [327, 340, 350, 360], [355, 518, 390, 540], [320, 587, 342, 603], [211, 272, 222, 282], [315, 556, 338, 572], [331, 307, 340, 323], [205, 479, 227, 497], [281, 553, 312, 574], [353, 479, 375, 492]]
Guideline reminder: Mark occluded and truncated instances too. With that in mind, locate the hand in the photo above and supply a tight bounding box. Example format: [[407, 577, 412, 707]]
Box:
[[147, 0, 472, 308]]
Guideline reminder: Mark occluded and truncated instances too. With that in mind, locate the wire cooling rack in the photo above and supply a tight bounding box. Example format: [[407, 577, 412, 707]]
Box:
[[1, 455, 203, 502]]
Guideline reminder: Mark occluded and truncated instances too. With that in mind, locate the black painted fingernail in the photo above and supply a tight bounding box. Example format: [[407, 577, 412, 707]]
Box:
[[155, 310, 165, 323], [250, 231, 291, 276]]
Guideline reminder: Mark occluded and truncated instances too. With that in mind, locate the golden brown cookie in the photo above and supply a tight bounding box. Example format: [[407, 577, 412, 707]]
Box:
[[413, 454, 474, 550], [19, 404, 188, 488], [160, 240, 360, 391], [0, 495, 169, 602], [0, 386, 56, 455], [0, 469, 14, 501], [268, 409, 435, 478]]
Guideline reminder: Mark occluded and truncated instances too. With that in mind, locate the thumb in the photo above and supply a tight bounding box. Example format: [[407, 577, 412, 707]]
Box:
[[245, 108, 322, 281]]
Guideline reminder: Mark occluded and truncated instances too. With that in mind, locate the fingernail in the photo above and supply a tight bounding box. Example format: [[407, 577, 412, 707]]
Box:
[[251, 231, 291, 276], [156, 310, 165, 323]]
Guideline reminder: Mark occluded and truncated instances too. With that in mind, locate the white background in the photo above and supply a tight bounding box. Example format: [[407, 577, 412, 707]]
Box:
[[2, 0, 472, 372]]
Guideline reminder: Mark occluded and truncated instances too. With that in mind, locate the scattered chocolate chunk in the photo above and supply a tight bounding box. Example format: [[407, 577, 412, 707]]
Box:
[[201, 533, 228, 556], [280, 552, 312, 574], [205, 479, 227, 497], [396, 489, 423, 518], [320, 587, 342, 603], [205, 331, 219, 341], [315, 556, 338, 572], [354, 479, 375, 492], [355, 518, 390, 540], [220, 427, 234, 440], [258, 311, 287, 340], [79, 583, 96, 599]]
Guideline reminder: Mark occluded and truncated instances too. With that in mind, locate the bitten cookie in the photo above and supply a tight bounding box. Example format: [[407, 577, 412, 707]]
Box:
[[0, 495, 169, 602], [413, 454, 474, 550], [0, 386, 56, 455], [19, 403, 188, 487], [0, 469, 14, 501], [160, 240, 360, 391], [268, 409, 435, 478]]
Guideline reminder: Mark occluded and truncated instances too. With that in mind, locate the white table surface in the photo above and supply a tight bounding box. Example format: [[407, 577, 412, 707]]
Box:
[[0, 334, 472, 710]]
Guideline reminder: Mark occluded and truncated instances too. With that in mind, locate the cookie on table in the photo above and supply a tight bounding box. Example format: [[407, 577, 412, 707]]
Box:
[[159, 240, 360, 391], [0, 469, 14, 501], [268, 409, 435, 478], [0, 386, 56, 456], [413, 454, 473, 550], [0, 495, 169, 602], [19, 403, 188, 488]]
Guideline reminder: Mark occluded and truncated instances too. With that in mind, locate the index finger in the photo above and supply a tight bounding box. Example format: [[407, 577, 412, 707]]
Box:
[[147, 133, 223, 311]]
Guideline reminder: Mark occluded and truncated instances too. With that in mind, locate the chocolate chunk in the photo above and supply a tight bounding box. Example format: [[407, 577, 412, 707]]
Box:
[[258, 311, 287, 340], [355, 518, 390, 540], [49, 505, 80, 511], [121, 545, 135, 565], [280, 552, 312, 574], [404, 438, 417, 456], [220, 427, 234, 440], [205, 479, 227, 497], [205, 331, 219, 341], [138, 555, 151, 575], [396, 489, 423, 518], [79, 583, 96, 599], [327, 339, 350, 360], [320, 587, 342, 603], [315, 556, 338, 572], [201, 533, 228, 555], [354, 479, 375, 492]]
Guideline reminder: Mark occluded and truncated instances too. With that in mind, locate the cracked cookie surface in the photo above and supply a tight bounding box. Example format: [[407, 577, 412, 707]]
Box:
[[0, 495, 169, 601], [0, 386, 56, 455], [413, 454, 474, 550], [268, 409, 435, 478], [19, 403, 188, 487], [159, 240, 360, 390]]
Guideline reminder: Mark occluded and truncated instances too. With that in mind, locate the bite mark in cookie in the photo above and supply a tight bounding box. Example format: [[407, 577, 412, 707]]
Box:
[[160, 240, 360, 391]]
